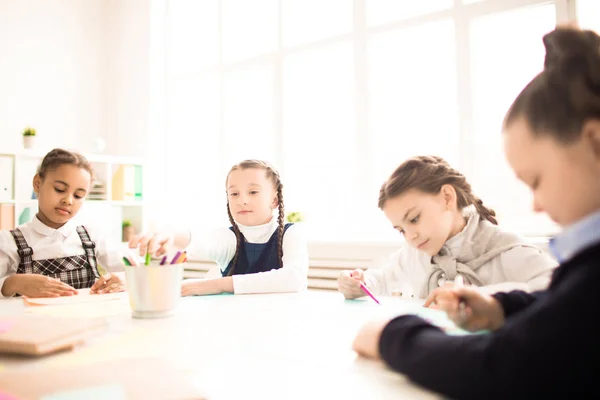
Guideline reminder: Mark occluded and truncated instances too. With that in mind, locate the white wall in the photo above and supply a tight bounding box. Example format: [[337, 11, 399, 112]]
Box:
[[0, 0, 150, 157], [105, 0, 150, 157], [0, 0, 107, 151]]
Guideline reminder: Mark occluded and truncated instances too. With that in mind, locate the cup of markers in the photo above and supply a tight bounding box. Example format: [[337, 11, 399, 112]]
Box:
[[124, 251, 187, 319]]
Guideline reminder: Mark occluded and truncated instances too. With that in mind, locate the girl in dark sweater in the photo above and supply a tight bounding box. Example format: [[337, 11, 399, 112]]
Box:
[[352, 26, 600, 399]]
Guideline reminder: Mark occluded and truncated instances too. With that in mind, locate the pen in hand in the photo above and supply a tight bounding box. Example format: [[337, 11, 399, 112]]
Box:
[[359, 283, 381, 305]]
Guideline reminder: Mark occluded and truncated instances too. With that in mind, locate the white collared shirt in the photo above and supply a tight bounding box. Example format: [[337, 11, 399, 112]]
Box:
[[0, 216, 125, 297], [550, 210, 600, 262], [186, 217, 309, 294]]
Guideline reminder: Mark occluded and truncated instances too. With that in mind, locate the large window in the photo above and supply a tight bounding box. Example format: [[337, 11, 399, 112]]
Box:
[[159, 0, 578, 241], [577, 0, 600, 32], [469, 3, 558, 235]]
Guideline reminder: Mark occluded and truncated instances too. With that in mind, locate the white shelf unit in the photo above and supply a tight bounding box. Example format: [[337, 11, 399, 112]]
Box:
[[0, 149, 146, 242]]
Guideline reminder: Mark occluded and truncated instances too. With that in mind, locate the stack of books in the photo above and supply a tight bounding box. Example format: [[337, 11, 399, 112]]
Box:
[[88, 180, 107, 201]]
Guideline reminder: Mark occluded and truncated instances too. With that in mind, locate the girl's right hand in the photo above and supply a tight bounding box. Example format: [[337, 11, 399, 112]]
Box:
[[424, 286, 505, 332], [338, 269, 366, 299], [128, 232, 173, 257], [7, 274, 78, 298]]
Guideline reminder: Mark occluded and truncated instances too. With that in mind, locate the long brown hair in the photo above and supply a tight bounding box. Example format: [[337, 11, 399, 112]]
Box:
[[504, 27, 600, 143], [225, 160, 285, 276], [37, 148, 94, 181], [378, 156, 498, 225]]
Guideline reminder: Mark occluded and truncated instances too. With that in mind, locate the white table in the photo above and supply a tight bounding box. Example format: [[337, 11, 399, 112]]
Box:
[[0, 291, 442, 400]]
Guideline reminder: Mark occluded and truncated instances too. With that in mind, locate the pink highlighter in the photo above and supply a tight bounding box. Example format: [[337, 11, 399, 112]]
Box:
[[359, 283, 381, 305]]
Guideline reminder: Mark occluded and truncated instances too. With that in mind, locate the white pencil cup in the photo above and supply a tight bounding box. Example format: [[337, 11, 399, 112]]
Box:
[[125, 263, 183, 318]]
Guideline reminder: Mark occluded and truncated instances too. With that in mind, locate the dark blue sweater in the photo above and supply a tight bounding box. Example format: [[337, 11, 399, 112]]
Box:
[[379, 241, 600, 399]]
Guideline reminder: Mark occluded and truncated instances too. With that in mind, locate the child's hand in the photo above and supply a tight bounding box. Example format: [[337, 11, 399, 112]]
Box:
[[424, 286, 505, 332], [337, 269, 365, 299], [181, 278, 232, 297], [5, 274, 78, 298], [90, 273, 125, 294], [352, 319, 389, 359], [129, 232, 173, 257]]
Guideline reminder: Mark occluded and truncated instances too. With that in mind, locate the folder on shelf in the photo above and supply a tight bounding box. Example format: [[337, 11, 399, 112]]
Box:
[[134, 164, 143, 201], [0, 358, 206, 399], [111, 165, 135, 201], [18, 206, 32, 225], [0, 204, 15, 230], [0, 314, 107, 356]]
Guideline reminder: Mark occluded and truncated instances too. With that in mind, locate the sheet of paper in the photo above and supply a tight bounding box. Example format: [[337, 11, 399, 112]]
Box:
[[25, 299, 130, 319], [24, 288, 126, 306]]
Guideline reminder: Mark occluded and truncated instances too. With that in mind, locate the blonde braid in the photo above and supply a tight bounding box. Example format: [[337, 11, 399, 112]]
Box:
[[276, 183, 285, 268]]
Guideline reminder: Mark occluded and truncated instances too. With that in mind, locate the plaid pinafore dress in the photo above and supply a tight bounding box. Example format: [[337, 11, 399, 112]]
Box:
[[9, 226, 101, 289]]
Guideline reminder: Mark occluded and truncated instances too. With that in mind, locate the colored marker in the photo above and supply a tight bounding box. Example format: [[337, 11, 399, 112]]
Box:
[[145, 251, 151, 266], [359, 283, 381, 305], [170, 251, 182, 265], [122, 257, 132, 266], [174, 251, 187, 264], [126, 255, 138, 267], [159, 255, 167, 265]]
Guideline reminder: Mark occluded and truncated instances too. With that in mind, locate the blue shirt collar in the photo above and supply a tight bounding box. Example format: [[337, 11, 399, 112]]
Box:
[[549, 210, 600, 262]]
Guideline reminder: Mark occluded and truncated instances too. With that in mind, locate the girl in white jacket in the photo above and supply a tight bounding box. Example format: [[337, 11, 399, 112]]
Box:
[[338, 156, 556, 300]]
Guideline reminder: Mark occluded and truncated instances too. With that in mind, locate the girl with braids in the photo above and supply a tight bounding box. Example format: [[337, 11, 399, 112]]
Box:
[[0, 148, 126, 298], [338, 155, 556, 300], [353, 27, 600, 399], [130, 160, 308, 296]]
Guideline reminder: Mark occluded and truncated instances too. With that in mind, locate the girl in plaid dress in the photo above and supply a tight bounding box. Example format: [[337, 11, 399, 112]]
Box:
[[0, 149, 126, 298], [129, 160, 309, 297]]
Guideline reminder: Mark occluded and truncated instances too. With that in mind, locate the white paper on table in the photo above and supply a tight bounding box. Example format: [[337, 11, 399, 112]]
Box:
[[23, 288, 126, 306]]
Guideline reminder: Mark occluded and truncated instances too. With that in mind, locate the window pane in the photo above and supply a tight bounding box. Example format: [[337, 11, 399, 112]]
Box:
[[577, 0, 600, 33], [367, 19, 459, 239], [167, 0, 219, 74], [282, 0, 353, 48], [166, 75, 225, 230], [222, 63, 275, 167], [470, 4, 557, 235], [283, 42, 357, 240], [367, 0, 453, 27], [222, 0, 278, 64]]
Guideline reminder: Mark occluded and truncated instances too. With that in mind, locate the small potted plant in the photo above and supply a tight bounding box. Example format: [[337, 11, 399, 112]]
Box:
[[122, 220, 135, 243], [285, 211, 304, 223], [22, 127, 36, 149]]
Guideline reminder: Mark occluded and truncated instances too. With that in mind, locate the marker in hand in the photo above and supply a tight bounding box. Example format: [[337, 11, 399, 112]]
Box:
[[359, 283, 381, 305], [349, 270, 381, 304]]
